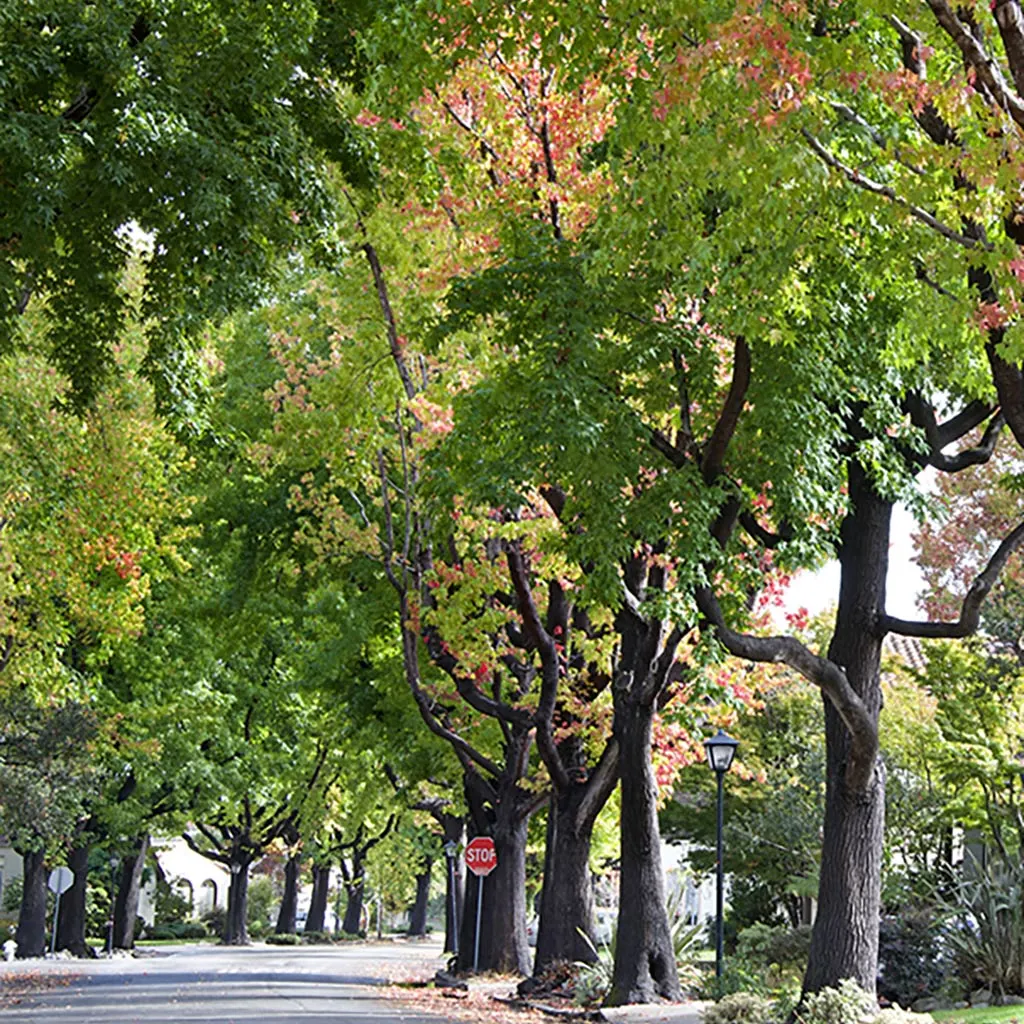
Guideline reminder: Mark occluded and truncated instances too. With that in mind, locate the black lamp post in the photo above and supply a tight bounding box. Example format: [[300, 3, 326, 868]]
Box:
[[107, 854, 119, 956], [442, 840, 459, 956], [704, 729, 739, 981]]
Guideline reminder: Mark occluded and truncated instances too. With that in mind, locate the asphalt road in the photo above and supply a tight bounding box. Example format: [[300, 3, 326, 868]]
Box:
[[0, 939, 449, 1023]]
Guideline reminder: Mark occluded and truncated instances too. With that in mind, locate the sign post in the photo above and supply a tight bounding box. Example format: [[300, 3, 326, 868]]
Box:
[[47, 867, 74, 954], [464, 837, 497, 973]]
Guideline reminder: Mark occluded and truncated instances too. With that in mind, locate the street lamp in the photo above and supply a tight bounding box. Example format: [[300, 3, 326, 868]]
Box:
[[704, 729, 739, 982], [442, 840, 459, 956], [107, 854, 119, 956]]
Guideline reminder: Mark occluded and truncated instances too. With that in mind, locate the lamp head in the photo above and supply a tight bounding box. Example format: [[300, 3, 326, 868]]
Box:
[[704, 729, 739, 774]]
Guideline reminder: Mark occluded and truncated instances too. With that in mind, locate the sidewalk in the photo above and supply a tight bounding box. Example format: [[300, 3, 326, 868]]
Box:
[[376, 939, 709, 1024]]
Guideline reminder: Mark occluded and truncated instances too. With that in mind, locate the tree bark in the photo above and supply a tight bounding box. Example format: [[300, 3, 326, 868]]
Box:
[[534, 788, 598, 972], [305, 863, 330, 934], [113, 834, 149, 950], [275, 854, 299, 934], [56, 843, 94, 957], [457, 812, 531, 975], [15, 847, 47, 958], [342, 876, 364, 935], [607, 694, 681, 1005], [223, 864, 250, 945], [408, 859, 432, 937], [804, 462, 888, 994]]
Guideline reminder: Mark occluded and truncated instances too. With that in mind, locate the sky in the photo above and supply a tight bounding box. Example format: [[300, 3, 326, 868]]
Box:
[[781, 502, 925, 623]]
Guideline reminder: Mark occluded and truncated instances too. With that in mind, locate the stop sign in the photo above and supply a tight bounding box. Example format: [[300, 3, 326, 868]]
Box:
[[465, 836, 497, 877]]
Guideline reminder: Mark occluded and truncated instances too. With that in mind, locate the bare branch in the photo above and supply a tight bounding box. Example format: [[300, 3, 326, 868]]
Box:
[[696, 585, 878, 790], [881, 519, 1024, 638]]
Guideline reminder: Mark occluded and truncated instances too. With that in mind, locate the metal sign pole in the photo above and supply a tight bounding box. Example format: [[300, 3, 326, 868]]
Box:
[[50, 891, 61, 954], [472, 874, 484, 972], [450, 857, 459, 956]]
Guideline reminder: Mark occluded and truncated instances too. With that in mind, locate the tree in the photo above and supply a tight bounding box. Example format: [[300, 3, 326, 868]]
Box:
[[0, 697, 98, 957], [0, 0, 388, 407]]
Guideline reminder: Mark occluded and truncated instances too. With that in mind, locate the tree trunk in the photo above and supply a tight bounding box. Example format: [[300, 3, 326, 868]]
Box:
[[56, 843, 94, 957], [534, 789, 597, 972], [457, 811, 531, 975], [223, 864, 250, 945], [113, 834, 149, 950], [275, 854, 299, 934], [442, 814, 465, 955], [305, 863, 330, 934], [15, 847, 48, 958], [608, 695, 680, 1005], [804, 462, 888, 995], [342, 876, 364, 935], [408, 859, 432, 937]]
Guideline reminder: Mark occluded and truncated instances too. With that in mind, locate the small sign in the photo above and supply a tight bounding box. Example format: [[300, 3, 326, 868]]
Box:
[[465, 836, 497, 877], [48, 866, 74, 895]]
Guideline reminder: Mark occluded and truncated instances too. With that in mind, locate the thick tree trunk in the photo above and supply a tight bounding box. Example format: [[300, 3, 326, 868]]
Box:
[[305, 863, 330, 934], [223, 865, 250, 945], [608, 695, 680, 1005], [442, 815, 465, 955], [457, 811, 531, 975], [408, 860, 432, 937], [113, 835, 149, 950], [342, 877, 364, 935], [804, 462, 888, 995], [275, 855, 299, 934], [56, 843, 94, 956], [534, 789, 597, 972], [15, 847, 48, 958]]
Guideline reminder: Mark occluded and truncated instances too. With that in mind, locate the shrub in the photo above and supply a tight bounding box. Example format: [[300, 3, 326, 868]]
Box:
[[878, 911, 945, 1007], [247, 877, 276, 928], [145, 924, 178, 940], [942, 861, 1024, 997], [764, 927, 812, 970], [265, 932, 301, 945], [796, 979, 875, 1024], [2, 878, 21, 913], [154, 876, 192, 925], [248, 922, 270, 940], [572, 929, 614, 1006], [302, 931, 331, 944], [702, 991, 776, 1024], [202, 907, 226, 940]]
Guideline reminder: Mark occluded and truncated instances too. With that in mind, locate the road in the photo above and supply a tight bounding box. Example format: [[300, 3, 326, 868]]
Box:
[[0, 938, 449, 1023]]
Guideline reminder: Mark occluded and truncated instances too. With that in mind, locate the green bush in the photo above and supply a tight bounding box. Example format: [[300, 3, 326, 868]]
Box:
[[247, 877, 276, 928], [302, 930, 331, 944], [154, 876, 193, 925], [2, 878, 21, 913], [145, 924, 178, 940], [202, 907, 226, 940], [943, 861, 1024, 996], [796, 979, 875, 1024], [265, 932, 302, 945], [877, 911, 945, 1007], [248, 922, 270, 940], [702, 991, 776, 1024]]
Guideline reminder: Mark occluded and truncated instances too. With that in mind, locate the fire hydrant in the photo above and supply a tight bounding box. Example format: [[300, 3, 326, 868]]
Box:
[[3, 939, 17, 962]]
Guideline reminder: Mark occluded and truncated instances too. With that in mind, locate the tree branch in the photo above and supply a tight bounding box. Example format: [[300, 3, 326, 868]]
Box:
[[801, 129, 991, 249], [924, 0, 1024, 130], [880, 519, 1024, 637], [696, 585, 878, 790], [701, 336, 751, 482]]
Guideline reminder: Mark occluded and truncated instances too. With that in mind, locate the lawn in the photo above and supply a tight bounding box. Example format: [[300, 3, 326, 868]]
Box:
[[932, 1007, 1024, 1024]]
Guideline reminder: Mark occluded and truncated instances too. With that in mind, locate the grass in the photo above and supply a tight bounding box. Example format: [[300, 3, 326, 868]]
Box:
[[932, 1007, 1024, 1024]]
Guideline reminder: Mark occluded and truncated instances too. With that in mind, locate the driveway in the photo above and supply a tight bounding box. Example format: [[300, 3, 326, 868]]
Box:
[[0, 938, 450, 1023]]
